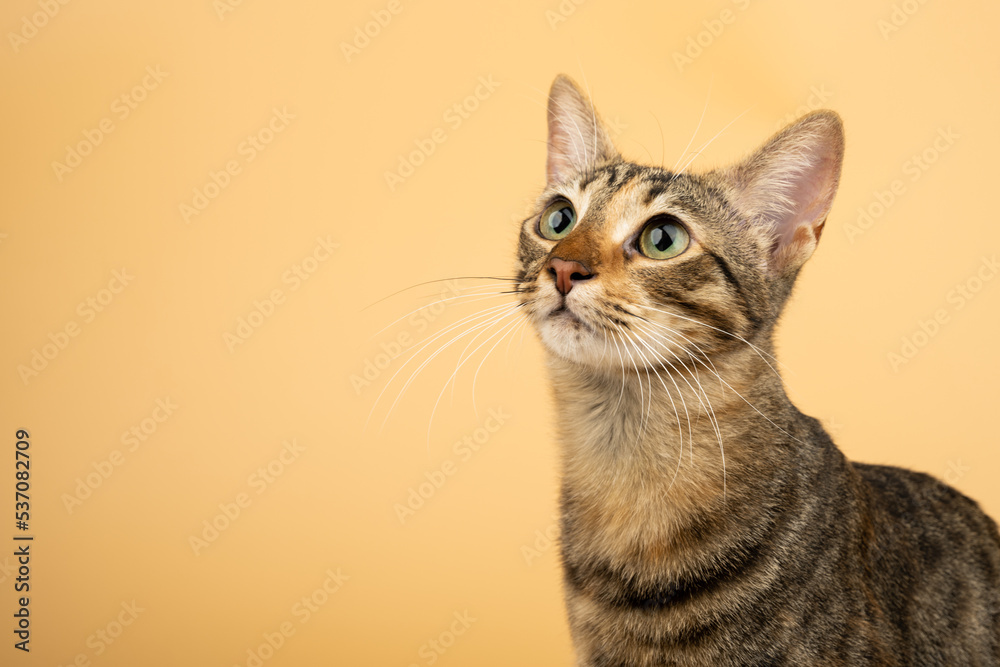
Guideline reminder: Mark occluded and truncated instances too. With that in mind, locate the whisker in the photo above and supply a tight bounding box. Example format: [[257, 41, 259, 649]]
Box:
[[385, 304, 521, 436], [362, 276, 519, 312], [615, 325, 687, 488], [448, 298, 524, 405], [670, 78, 712, 174], [642, 302, 785, 377], [639, 317, 725, 394], [650, 111, 666, 168], [635, 319, 806, 449], [379, 306, 516, 434], [634, 339, 696, 493], [673, 106, 753, 179], [607, 329, 628, 413], [369, 287, 518, 340], [522, 84, 605, 183], [504, 315, 529, 366], [366, 302, 515, 432], [610, 323, 649, 444], [608, 323, 693, 456], [516, 314, 530, 354], [629, 322, 726, 499], [522, 85, 593, 170], [574, 66, 599, 176], [471, 311, 526, 414], [427, 307, 524, 446], [628, 326, 705, 442]]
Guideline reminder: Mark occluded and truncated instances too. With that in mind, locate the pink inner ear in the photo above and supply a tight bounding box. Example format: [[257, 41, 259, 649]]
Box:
[[719, 111, 844, 274], [547, 125, 586, 184], [776, 152, 836, 246], [545, 75, 619, 185], [745, 113, 843, 270], [546, 111, 605, 184]]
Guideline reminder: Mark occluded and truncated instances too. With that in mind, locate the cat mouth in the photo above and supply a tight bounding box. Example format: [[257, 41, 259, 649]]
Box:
[[548, 304, 592, 331]]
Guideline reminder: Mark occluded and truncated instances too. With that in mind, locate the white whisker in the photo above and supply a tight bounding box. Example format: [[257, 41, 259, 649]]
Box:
[[366, 302, 515, 432], [673, 106, 753, 179], [607, 329, 628, 413], [470, 312, 525, 415], [610, 323, 650, 444], [426, 307, 523, 446], [369, 287, 517, 340], [629, 322, 726, 499], [670, 78, 712, 174], [635, 319, 806, 449], [642, 303, 785, 378], [382, 305, 517, 434]]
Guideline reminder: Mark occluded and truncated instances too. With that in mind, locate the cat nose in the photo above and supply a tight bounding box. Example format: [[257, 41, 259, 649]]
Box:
[[547, 258, 594, 295]]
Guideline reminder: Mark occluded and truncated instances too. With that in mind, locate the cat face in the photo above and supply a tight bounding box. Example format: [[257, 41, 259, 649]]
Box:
[[516, 75, 844, 373]]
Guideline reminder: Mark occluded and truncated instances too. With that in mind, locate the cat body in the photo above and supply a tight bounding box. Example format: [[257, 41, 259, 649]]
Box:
[[516, 75, 1000, 666]]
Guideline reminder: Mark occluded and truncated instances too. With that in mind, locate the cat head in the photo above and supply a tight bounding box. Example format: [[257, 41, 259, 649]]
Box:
[[516, 75, 844, 372]]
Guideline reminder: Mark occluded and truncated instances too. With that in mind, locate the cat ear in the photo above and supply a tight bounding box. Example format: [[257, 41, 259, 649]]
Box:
[[546, 74, 619, 185], [723, 111, 844, 274]]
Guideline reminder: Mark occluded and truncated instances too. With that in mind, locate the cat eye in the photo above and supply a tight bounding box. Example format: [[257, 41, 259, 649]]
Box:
[[538, 200, 577, 240], [638, 217, 690, 260]]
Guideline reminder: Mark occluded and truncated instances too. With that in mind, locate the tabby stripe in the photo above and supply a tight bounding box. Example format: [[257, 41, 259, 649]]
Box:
[[641, 182, 673, 206], [701, 248, 761, 329], [647, 288, 736, 336], [578, 166, 604, 190], [606, 163, 641, 190], [564, 534, 771, 615]]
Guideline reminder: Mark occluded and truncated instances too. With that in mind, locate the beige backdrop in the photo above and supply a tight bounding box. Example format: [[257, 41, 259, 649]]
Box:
[[1, 1, 998, 665]]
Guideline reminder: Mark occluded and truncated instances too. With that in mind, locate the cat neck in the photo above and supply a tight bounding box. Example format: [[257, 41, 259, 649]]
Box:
[[546, 343, 815, 547]]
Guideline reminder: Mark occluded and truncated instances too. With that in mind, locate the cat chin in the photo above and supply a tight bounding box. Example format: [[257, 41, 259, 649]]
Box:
[[536, 320, 630, 372], [537, 317, 690, 375]]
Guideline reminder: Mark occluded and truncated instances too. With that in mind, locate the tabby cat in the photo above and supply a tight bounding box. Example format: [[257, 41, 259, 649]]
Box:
[[515, 75, 1000, 666]]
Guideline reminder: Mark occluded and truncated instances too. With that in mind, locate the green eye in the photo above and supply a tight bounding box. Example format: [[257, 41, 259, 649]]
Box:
[[538, 200, 577, 240], [639, 218, 690, 260]]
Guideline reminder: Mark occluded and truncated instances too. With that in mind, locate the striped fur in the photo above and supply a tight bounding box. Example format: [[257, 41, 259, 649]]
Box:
[[517, 75, 1000, 666]]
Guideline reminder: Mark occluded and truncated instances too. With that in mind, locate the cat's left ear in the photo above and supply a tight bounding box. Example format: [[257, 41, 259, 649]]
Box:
[[722, 111, 844, 274], [546, 74, 620, 185]]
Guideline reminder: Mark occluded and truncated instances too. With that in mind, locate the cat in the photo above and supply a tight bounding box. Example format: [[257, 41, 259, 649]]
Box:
[[514, 74, 1000, 666]]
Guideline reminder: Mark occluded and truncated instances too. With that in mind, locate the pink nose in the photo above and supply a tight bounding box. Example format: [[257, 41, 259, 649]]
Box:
[[547, 258, 594, 295]]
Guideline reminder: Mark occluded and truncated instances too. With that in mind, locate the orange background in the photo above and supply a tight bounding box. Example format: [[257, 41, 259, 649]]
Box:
[[1, 1, 998, 665]]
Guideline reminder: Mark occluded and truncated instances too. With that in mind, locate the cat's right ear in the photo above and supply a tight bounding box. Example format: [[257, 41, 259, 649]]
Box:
[[723, 111, 845, 276], [546, 75, 619, 185]]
